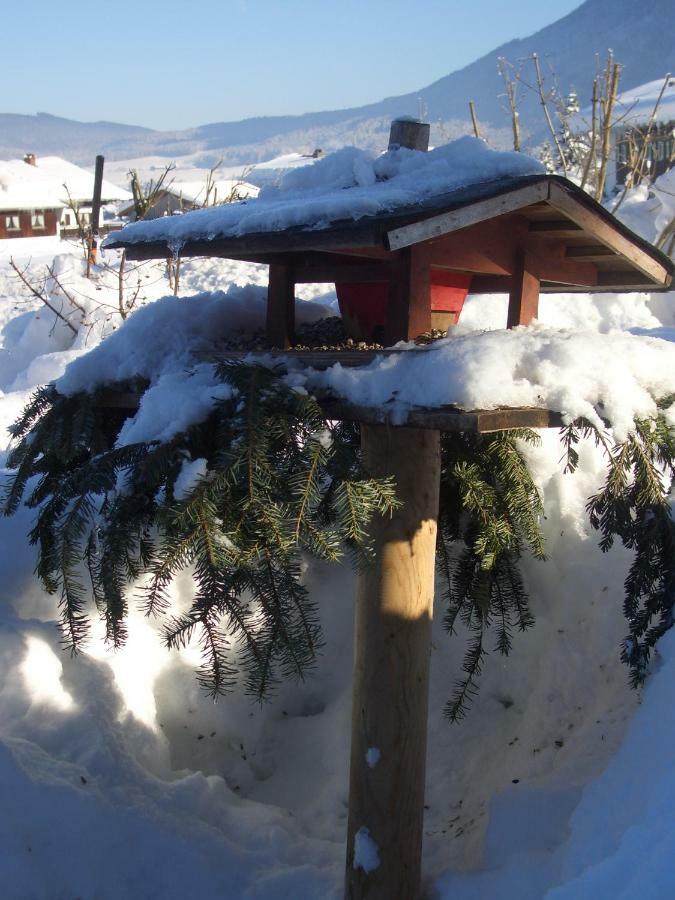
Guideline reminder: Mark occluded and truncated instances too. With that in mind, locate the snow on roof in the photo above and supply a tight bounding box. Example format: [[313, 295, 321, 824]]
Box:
[[35, 156, 132, 203], [102, 138, 544, 253], [164, 179, 259, 205], [613, 76, 675, 129], [251, 152, 316, 172], [247, 152, 322, 187], [0, 157, 130, 212], [0, 160, 65, 211]]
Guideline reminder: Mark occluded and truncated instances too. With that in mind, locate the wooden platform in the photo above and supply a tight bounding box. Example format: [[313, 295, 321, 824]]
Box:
[[319, 400, 563, 432], [100, 348, 564, 434]]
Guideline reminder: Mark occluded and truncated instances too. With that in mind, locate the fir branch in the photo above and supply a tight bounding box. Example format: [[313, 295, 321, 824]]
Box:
[[445, 633, 486, 723], [437, 429, 543, 719], [563, 412, 675, 687]]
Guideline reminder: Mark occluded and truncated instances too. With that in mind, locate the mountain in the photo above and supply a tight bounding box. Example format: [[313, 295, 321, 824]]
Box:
[[2, 0, 674, 167], [0, 113, 153, 164]]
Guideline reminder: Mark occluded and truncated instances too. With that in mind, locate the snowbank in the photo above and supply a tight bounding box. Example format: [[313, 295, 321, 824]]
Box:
[[0, 605, 342, 900], [613, 167, 675, 252], [436, 627, 675, 900], [102, 138, 543, 251], [55, 284, 329, 396]]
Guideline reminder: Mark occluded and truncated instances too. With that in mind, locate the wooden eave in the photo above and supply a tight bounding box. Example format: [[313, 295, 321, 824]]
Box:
[[107, 175, 673, 293]]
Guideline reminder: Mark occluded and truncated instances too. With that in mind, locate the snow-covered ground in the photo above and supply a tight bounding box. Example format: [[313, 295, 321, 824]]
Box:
[[1, 162, 675, 900]]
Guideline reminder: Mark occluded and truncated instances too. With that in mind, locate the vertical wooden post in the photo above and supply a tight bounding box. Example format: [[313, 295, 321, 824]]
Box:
[[385, 247, 432, 344], [87, 155, 105, 273], [91, 154, 105, 237], [266, 263, 295, 348], [507, 248, 540, 328], [345, 425, 440, 900], [388, 118, 431, 152]]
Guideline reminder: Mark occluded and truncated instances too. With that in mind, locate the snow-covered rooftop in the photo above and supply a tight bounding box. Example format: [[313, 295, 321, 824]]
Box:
[[246, 152, 323, 187], [163, 178, 259, 205], [34, 156, 131, 203], [613, 76, 675, 129], [103, 138, 544, 252], [0, 156, 131, 212], [0, 160, 65, 211]]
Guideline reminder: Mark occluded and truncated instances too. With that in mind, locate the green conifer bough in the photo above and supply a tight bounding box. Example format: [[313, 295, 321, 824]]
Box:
[[3, 364, 675, 719]]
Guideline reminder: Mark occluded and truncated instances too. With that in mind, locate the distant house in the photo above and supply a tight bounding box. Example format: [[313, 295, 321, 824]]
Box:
[[31, 155, 131, 235], [0, 158, 64, 239], [0, 154, 131, 240], [610, 77, 675, 190], [119, 178, 258, 221]]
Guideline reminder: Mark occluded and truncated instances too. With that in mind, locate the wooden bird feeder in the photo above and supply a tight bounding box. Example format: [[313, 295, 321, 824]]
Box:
[[106, 121, 673, 900]]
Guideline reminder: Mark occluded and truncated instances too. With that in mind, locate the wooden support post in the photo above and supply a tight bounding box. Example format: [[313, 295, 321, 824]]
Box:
[[388, 118, 431, 152], [507, 248, 540, 328], [266, 263, 295, 348], [87, 154, 105, 274], [345, 425, 440, 900], [385, 247, 432, 344]]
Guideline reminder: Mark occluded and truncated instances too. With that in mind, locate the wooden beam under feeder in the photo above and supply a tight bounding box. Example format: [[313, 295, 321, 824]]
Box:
[[345, 424, 439, 899]]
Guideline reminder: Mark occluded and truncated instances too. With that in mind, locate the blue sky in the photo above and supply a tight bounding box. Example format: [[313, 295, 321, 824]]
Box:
[[9, 0, 582, 129]]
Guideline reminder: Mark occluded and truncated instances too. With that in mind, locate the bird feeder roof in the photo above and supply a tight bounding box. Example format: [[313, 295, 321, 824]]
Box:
[[105, 137, 673, 293]]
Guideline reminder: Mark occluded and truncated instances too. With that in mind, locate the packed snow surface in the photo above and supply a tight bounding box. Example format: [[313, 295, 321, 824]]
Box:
[[102, 138, 543, 251], [56, 285, 329, 396]]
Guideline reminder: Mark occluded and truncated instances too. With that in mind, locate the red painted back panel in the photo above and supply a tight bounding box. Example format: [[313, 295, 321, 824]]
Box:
[[336, 270, 472, 339]]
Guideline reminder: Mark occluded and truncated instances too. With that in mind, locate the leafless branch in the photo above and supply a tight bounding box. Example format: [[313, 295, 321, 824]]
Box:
[[129, 163, 176, 219], [498, 58, 521, 152], [580, 78, 599, 190], [595, 57, 622, 201], [118, 251, 127, 320], [46, 265, 88, 317], [532, 53, 568, 176], [9, 259, 77, 334]]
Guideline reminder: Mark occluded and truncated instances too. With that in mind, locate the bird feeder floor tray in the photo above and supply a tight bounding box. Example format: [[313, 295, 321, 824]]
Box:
[[105, 348, 564, 434]]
